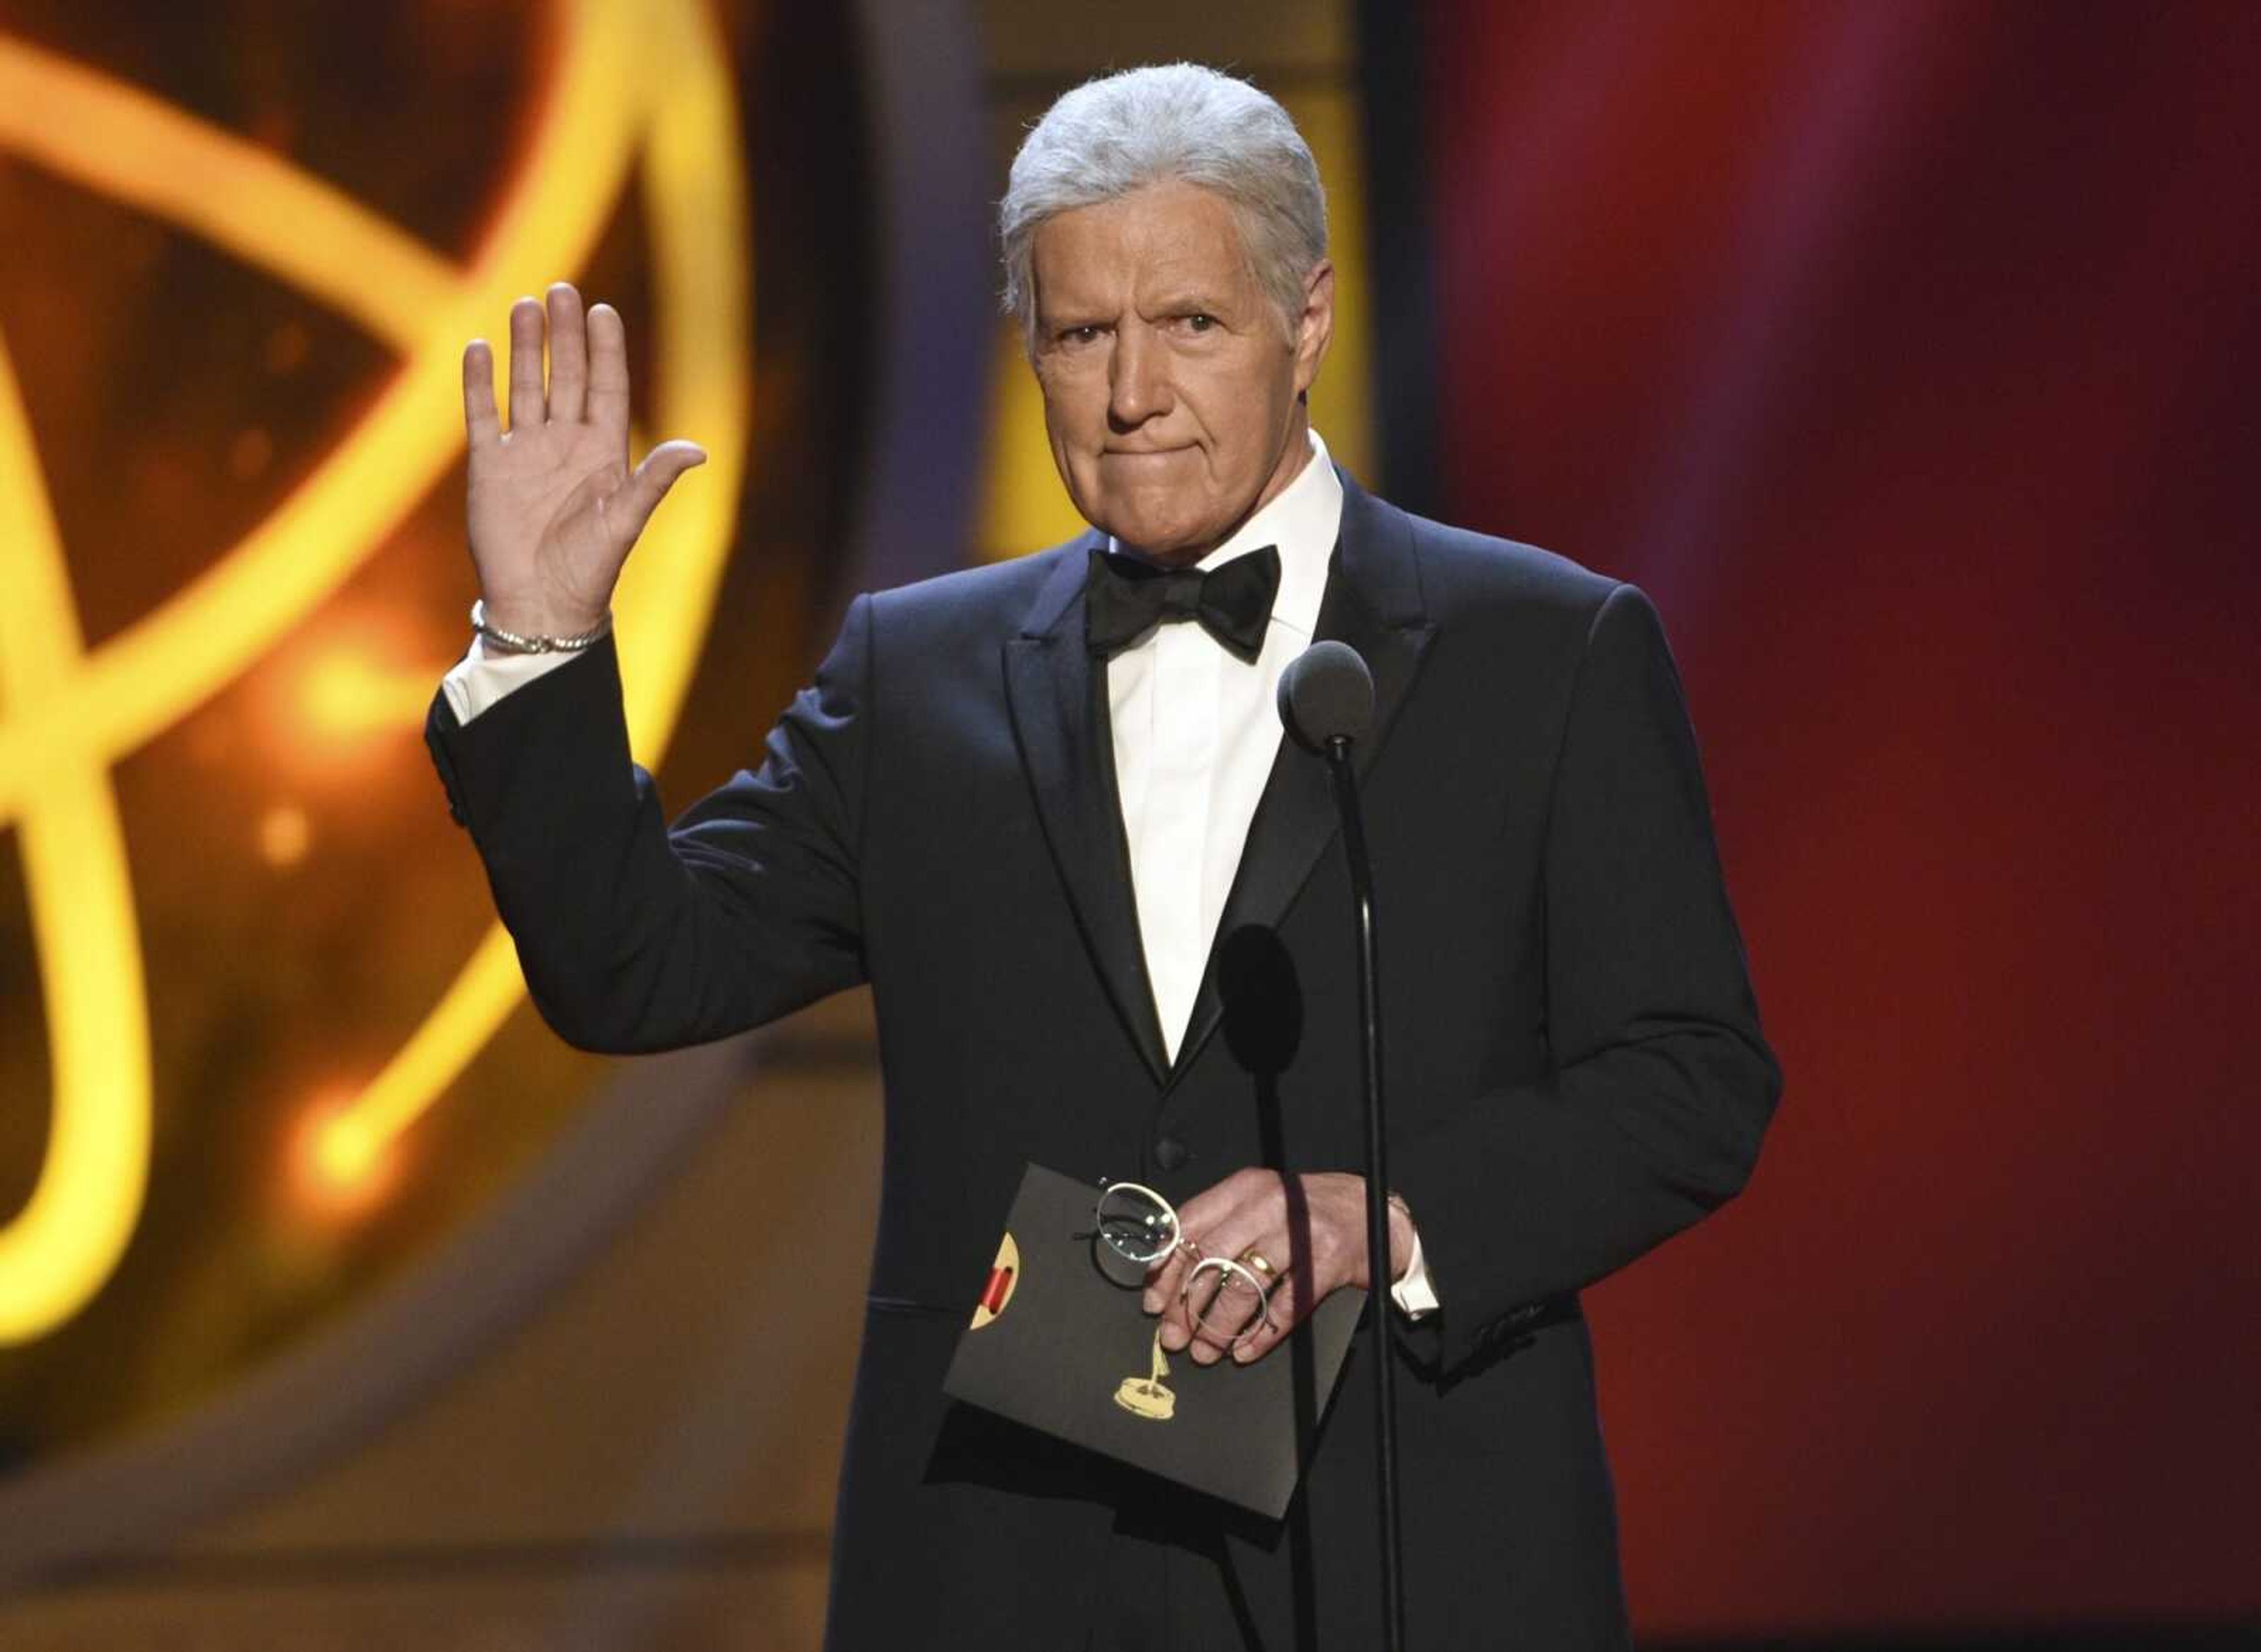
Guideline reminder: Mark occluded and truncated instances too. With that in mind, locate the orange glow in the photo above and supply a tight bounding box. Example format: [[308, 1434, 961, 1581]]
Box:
[[226, 427, 274, 481], [0, 0, 751, 1344], [287, 1094, 400, 1225], [256, 804, 311, 867], [297, 646, 432, 739]]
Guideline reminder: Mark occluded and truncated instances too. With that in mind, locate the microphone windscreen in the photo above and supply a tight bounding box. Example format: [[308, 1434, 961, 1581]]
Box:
[[1277, 640, 1375, 751]]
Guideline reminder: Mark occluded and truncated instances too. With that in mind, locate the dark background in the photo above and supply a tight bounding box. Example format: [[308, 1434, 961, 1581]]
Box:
[[1401, 2, 2260, 1641]]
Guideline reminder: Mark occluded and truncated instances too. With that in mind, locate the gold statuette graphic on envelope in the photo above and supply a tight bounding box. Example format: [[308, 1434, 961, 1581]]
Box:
[[1116, 1329, 1176, 1422]]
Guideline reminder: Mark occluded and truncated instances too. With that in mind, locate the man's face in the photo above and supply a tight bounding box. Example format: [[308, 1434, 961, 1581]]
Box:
[[1029, 181, 1333, 566]]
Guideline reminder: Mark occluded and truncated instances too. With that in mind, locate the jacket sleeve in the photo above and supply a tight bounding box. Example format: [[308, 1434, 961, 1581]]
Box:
[[1388, 583, 1782, 1377], [423, 597, 875, 1053]]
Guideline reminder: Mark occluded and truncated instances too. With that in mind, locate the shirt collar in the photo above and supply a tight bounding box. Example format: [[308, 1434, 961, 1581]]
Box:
[[1106, 428, 1342, 643]]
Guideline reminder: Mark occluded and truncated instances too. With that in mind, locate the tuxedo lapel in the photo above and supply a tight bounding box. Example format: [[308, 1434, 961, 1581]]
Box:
[[1168, 475, 1436, 1087], [1004, 542, 1173, 1086]]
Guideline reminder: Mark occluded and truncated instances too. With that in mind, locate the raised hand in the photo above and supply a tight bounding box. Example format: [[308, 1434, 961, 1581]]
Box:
[[1141, 1168, 1415, 1366], [461, 281, 707, 638]]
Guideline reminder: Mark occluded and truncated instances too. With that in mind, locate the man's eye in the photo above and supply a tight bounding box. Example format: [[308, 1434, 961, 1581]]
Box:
[[1060, 324, 1103, 346], [1185, 313, 1216, 333]]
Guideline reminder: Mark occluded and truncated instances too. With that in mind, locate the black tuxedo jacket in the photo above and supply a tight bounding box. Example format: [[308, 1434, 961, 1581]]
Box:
[[427, 472, 1780, 1649]]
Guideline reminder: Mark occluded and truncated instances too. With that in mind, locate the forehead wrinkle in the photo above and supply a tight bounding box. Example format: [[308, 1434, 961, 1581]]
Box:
[[1030, 221, 1136, 326], [1032, 181, 1265, 328], [1130, 249, 1265, 333]]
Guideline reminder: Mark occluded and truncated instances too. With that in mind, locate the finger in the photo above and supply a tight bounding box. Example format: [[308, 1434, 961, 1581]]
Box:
[[507, 295, 546, 432], [1158, 1277, 1203, 1355], [1186, 1268, 1267, 1365], [1173, 1257, 1269, 1364], [462, 339, 500, 449], [612, 440, 708, 548], [1141, 1236, 1198, 1314], [1183, 1223, 1316, 1366], [545, 282, 588, 423], [1180, 1219, 1288, 1309], [1147, 1246, 1192, 1348], [1230, 1272, 1307, 1365], [1157, 1250, 1221, 1354], [1182, 1262, 1230, 1354], [1146, 1225, 1223, 1316], [586, 301, 631, 446]]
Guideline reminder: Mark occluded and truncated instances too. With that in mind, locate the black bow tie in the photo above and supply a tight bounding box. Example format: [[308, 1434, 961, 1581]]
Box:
[[1083, 544, 1281, 664]]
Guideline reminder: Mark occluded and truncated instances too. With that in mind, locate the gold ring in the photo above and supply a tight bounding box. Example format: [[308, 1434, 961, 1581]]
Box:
[[1238, 1248, 1275, 1279]]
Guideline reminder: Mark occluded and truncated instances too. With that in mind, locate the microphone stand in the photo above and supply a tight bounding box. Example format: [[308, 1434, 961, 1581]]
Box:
[[1324, 733, 1407, 1652]]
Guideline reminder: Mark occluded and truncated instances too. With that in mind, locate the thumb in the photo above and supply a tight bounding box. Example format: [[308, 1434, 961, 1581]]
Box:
[[615, 439, 708, 545]]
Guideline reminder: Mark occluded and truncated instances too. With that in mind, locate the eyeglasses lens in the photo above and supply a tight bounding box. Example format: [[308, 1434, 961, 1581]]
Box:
[[1096, 1184, 1177, 1265]]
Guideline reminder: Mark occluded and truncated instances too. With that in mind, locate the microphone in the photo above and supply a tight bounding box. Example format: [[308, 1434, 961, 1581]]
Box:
[[1276, 639, 1374, 753], [1276, 640, 1404, 1652]]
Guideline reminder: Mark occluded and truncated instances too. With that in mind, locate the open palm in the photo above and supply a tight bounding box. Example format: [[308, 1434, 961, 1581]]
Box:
[[462, 281, 705, 638]]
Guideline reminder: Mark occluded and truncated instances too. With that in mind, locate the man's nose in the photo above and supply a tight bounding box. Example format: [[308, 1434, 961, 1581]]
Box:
[[1107, 326, 1171, 430]]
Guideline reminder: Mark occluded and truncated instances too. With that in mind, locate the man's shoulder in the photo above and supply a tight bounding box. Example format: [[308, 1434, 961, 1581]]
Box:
[[1353, 485, 1622, 623], [860, 537, 1089, 643]]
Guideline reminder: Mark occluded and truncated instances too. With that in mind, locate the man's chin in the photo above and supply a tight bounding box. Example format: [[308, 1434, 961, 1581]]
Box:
[[1082, 500, 1224, 567]]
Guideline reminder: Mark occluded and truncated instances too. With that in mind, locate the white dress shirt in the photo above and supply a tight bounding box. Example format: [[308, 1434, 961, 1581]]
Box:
[[440, 429, 1437, 1315], [1103, 439, 1334, 1064]]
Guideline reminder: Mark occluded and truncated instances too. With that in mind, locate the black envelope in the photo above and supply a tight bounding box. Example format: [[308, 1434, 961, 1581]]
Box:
[[941, 1162, 1365, 1518]]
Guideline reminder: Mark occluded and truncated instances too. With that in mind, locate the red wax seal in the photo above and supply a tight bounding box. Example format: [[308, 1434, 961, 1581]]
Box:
[[980, 1266, 1015, 1316]]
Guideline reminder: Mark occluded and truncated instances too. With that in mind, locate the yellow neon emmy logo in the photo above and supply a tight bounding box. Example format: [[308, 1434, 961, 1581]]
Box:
[[0, 0, 751, 1345]]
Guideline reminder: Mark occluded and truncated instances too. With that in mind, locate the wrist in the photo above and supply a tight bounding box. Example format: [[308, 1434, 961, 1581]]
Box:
[[471, 572, 610, 638], [470, 598, 612, 655], [1385, 1190, 1416, 1283]]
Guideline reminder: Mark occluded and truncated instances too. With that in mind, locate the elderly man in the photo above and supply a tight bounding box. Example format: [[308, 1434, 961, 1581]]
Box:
[[428, 63, 1777, 1651]]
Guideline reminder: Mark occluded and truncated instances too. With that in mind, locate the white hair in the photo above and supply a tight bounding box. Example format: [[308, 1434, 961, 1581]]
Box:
[[999, 63, 1328, 344]]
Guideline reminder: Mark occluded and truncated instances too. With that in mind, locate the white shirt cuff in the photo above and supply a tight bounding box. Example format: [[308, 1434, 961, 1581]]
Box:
[[439, 635, 581, 724], [1390, 1220, 1439, 1320]]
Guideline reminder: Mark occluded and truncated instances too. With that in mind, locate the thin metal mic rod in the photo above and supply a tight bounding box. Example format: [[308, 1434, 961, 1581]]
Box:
[[1326, 733, 1406, 1652]]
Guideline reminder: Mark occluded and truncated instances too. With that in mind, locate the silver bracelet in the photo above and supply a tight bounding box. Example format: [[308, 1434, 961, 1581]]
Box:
[[470, 598, 612, 655]]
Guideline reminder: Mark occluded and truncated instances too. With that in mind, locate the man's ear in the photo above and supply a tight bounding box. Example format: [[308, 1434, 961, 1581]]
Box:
[[1292, 260, 1336, 396]]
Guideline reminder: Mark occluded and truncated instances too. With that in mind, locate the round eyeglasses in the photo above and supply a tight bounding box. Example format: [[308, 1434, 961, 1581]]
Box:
[[1092, 1179, 1275, 1354]]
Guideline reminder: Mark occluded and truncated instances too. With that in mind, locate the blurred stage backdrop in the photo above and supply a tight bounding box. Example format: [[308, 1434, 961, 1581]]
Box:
[[0, 2, 2253, 1647]]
